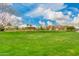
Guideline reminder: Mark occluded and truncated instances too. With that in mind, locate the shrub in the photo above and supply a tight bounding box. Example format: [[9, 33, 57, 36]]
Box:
[[0, 25, 4, 31], [66, 26, 75, 31]]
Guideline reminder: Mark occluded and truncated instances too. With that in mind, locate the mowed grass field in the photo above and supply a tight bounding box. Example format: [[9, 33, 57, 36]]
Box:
[[0, 31, 79, 56]]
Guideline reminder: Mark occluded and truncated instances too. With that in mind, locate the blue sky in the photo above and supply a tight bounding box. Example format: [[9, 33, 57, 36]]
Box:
[[1, 3, 79, 27], [10, 3, 79, 15]]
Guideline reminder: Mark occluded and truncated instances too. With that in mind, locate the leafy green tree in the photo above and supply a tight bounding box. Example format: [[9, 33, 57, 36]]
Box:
[[66, 26, 75, 31]]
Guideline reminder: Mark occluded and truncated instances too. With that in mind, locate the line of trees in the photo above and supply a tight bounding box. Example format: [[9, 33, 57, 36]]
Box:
[[0, 12, 76, 32]]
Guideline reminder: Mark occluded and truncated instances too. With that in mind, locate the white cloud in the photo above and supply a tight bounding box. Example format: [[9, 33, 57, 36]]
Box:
[[25, 3, 79, 27], [67, 11, 72, 16], [72, 15, 79, 27], [26, 3, 66, 17], [78, 14, 79, 17], [43, 9, 55, 20], [26, 3, 69, 22], [26, 7, 45, 17], [10, 15, 23, 26], [39, 3, 66, 11], [56, 20, 68, 26], [26, 7, 69, 21], [43, 9, 71, 21], [39, 20, 45, 25], [68, 14, 79, 28], [47, 21, 52, 25], [26, 3, 72, 26]]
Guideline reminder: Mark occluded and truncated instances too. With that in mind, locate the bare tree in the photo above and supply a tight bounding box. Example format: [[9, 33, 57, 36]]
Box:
[[0, 12, 11, 26], [0, 12, 23, 31]]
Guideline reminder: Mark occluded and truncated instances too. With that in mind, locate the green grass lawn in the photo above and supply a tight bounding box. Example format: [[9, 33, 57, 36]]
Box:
[[0, 31, 79, 56]]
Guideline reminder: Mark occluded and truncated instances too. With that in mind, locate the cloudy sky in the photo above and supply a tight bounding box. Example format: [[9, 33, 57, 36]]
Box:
[[1, 3, 79, 27]]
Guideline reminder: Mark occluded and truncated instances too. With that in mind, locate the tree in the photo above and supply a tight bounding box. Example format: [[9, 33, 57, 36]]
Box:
[[66, 26, 75, 31], [0, 12, 11, 31], [0, 24, 4, 31], [0, 12, 11, 26]]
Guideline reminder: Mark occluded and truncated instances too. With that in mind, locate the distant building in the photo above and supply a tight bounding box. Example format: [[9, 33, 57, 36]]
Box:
[[4, 26, 16, 31], [18, 24, 37, 31], [54, 26, 65, 31], [46, 25, 66, 31]]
